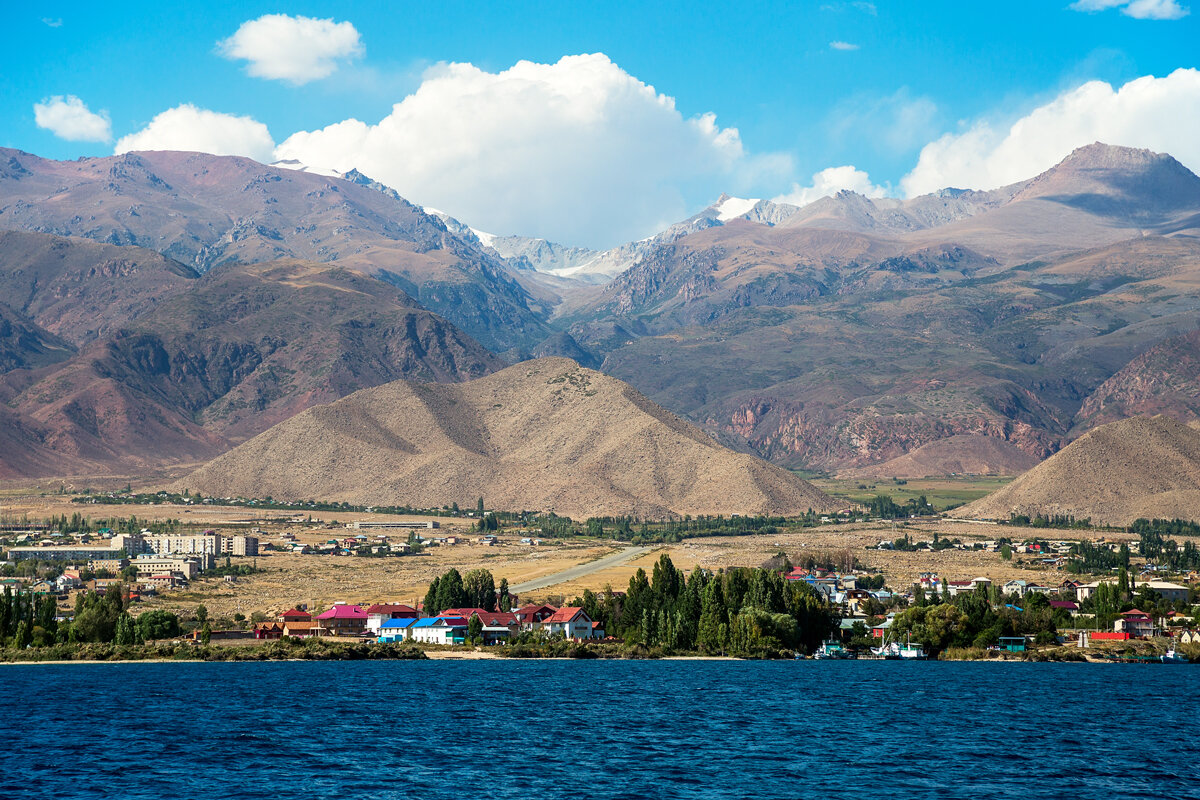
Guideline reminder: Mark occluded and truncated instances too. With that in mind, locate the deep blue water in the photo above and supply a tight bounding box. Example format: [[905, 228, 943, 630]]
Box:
[[2, 660, 1195, 800]]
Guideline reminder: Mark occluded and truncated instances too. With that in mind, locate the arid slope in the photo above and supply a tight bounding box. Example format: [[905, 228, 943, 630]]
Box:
[[959, 415, 1200, 525], [180, 358, 838, 519]]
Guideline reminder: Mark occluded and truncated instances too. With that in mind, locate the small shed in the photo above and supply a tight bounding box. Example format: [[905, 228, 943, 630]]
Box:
[[999, 636, 1027, 653]]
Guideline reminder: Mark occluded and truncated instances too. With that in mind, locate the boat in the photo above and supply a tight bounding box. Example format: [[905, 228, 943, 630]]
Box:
[[814, 639, 852, 659], [872, 634, 927, 660], [1162, 648, 1188, 664]]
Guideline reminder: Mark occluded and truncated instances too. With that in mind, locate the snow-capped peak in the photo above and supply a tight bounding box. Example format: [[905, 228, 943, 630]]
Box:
[[270, 159, 344, 179], [471, 228, 498, 248], [714, 195, 760, 221]]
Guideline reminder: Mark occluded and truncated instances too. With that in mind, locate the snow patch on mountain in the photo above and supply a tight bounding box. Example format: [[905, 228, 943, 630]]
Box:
[[715, 196, 761, 221]]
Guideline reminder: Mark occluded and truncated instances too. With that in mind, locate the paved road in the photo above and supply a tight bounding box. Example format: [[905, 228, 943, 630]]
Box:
[[509, 546, 655, 594]]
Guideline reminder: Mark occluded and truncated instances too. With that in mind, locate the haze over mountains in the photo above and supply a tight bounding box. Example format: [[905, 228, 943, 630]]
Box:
[[180, 358, 838, 519], [3, 141, 1200, 499]]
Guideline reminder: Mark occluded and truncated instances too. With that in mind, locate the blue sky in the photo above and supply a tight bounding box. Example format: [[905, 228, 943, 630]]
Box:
[[3, 2, 1198, 246]]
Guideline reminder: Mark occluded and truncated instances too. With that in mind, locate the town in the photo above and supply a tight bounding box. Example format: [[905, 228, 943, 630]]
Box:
[[2, 504, 1198, 662]]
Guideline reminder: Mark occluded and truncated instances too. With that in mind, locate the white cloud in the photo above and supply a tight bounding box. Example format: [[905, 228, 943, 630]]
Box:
[[41, 17, 62, 27], [33, 95, 111, 142], [830, 41, 860, 51], [114, 104, 275, 162], [772, 165, 888, 207], [900, 69, 1200, 197], [274, 54, 749, 248], [1070, 0, 1189, 19], [218, 14, 363, 85]]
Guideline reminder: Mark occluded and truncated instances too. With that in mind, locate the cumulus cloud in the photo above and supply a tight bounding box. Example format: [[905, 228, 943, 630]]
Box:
[[830, 41, 860, 51], [274, 54, 748, 247], [218, 14, 363, 85], [772, 165, 888, 207], [900, 68, 1200, 197], [33, 95, 111, 142], [1070, 0, 1189, 19], [114, 104, 275, 162]]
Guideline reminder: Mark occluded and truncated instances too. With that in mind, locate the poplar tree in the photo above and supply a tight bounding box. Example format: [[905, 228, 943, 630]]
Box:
[[698, 580, 728, 653]]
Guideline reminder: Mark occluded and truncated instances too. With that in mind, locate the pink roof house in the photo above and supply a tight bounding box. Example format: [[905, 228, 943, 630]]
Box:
[[315, 604, 369, 636]]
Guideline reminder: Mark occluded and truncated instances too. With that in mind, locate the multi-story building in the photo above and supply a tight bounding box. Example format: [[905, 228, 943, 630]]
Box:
[[109, 533, 145, 555], [226, 535, 259, 556], [145, 533, 222, 556], [133, 554, 200, 581], [7, 545, 124, 563]]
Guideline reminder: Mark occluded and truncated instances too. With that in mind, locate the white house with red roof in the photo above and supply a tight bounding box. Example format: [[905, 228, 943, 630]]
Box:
[[515, 604, 558, 632], [542, 607, 596, 640]]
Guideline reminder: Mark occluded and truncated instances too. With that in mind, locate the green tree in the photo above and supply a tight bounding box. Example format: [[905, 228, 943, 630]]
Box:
[[200, 621, 212, 645], [114, 613, 135, 645], [698, 580, 728, 653], [463, 569, 497, 611], [467, 614, 483, 644], [424, 576, 442, 616], [137, 610, 181, 641], [13, 620, 30, 649], [434, 568, 466, 612], [497, 578, 511, 612], [1000, 544, 1012, 561], [195, 604, 209, 625]]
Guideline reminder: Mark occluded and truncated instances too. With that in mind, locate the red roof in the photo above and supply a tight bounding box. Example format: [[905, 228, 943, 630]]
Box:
[[543, 606, 589, 624], [515, 604, 558, 622], [441, 607, 489, 619], [366, 603, 418, 616], [280, 608, 311, 620]]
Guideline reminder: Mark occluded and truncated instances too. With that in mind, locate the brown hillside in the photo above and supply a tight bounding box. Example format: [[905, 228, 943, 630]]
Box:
[[178, 358, 838, 519], [1073, 328, 1200, 431], [839, 435, 1039, 479], [0, 259, 503, 479], [958, 415, 1200, 525]]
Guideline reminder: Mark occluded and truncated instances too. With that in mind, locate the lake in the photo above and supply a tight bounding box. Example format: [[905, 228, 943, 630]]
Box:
[[2, 660, 1194, 799]]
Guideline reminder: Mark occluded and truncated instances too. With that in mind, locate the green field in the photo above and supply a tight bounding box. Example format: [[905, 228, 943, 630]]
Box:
[[809, 475, 1013, 512]]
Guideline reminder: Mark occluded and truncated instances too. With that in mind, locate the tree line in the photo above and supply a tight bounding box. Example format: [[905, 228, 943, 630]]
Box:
[[423, 568, 512, 614], [0, 585, 181, 649]]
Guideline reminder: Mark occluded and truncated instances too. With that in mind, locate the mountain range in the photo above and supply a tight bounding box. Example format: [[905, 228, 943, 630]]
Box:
[[3, 142, 1200, 493]]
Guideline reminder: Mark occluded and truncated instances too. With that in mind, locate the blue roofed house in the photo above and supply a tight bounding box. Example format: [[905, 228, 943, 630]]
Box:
[[409, 616, 468, 645], [377, 617, 416, 643]]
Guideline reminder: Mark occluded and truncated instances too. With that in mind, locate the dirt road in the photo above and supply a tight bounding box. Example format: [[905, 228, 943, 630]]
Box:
[[509, 546, 656, 593]]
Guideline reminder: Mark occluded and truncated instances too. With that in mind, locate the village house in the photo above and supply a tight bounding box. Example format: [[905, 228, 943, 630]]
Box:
[[945, 577, 991, 597], [1049, 600, 1079, 614], [365, 603, 419, 634], [409, 616, 467, 645], [541, 607, 597, 640], [515, 604, 558, 632], [279, 607, 312, 623], [254, 621, 285, 639], [377, 618, 415, 643], [282, 620, 317, 638], [315, 603, 369, 637], [1115, 609, 1155, 638]]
